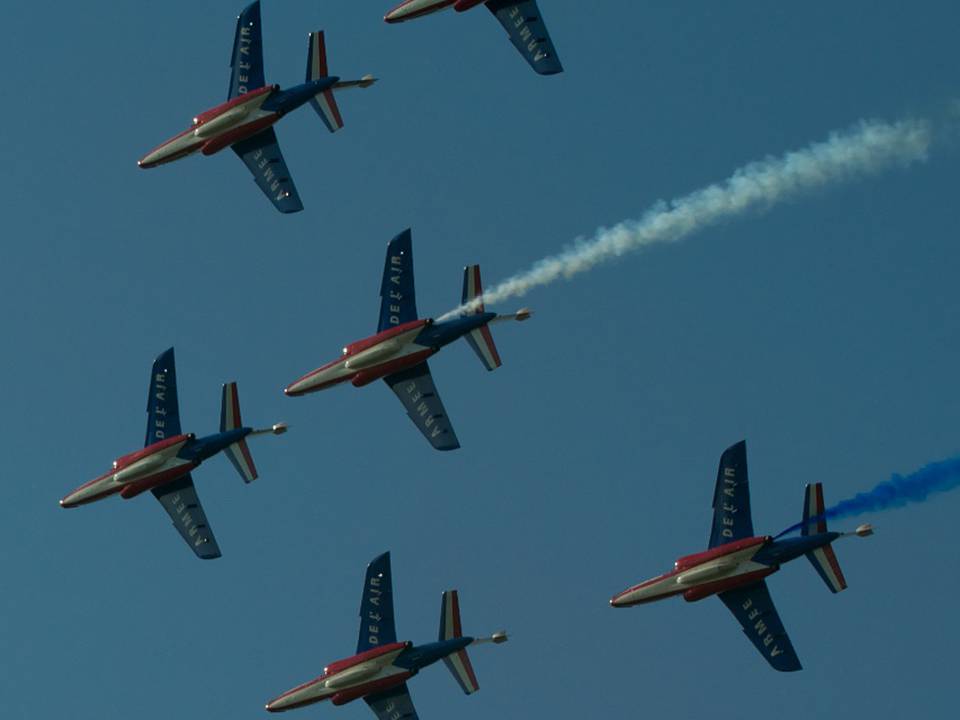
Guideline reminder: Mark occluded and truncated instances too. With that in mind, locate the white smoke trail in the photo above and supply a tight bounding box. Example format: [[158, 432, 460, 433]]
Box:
[[440, 119, 931, 320]]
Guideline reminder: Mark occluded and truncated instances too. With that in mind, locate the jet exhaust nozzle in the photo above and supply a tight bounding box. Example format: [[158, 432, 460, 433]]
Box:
[[473, 630, 508, 645], [252, 422, 288, 436]]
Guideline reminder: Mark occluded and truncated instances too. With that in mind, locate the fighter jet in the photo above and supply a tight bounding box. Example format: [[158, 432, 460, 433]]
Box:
[[266, 552, 507, 715], [284, 228, 531, 451], [138, 1, 376, 213], [384, 1, 563, 75], [610, 441, 873, 671], [59, 348, 287, 559]]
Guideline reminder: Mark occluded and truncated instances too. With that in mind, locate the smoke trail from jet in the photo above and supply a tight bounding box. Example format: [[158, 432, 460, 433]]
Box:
[[439, 118, 931, 320], [776, 455, 960, 537]]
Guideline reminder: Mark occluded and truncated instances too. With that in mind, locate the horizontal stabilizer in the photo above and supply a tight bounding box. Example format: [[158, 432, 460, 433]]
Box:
[[801, 483, 847, 593], [306, 31, 344, 132], [439, 591, 479, 694], [461, 265, 501, 371], [225, 439, 258, 483]]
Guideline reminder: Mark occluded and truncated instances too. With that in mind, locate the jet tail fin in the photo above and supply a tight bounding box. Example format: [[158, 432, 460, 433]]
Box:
[[439, 590, 480, 694], [306, 31, 344, 132], [801, 483, 847, 593], [306, 32, 376, 133], [461, 265, 502, 371], [220, 382, 258, 483]]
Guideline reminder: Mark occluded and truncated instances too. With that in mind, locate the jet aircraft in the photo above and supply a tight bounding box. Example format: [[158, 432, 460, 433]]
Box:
[[266, 552, 507, 715], [59, 348, 287, 559], [610, 441, 873, 671], [384, 0, 563, 75], [284, 229, 531, 451], [138, 1, 376, 213]]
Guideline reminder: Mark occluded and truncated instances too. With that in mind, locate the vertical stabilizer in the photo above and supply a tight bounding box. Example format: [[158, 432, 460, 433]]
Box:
[[306, 31, 344, 132], [439, 590, 480, 694], [461, 265, 502, 371], [220, 382, 258, 483], [802, 483, 847, 593]]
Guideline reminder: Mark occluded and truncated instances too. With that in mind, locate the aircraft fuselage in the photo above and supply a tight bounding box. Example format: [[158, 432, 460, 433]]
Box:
[[610, 532, 842, 607], [60, 428, 251, 508], [284, 312, 496, 396], [138, 78, 337, 168], [266, 637, 472, 712], [385, 0, 456, 23]]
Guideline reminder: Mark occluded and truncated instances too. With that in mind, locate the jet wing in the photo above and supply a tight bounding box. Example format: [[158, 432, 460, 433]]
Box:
[[151, 475, 222, 560], [384, 362, 461, 452], [146, 347, 181, 447], [364, 683, 419, 720], [228, 1, 266, 99], [486, 0, 563, 76], [358, 552, 398, 654], [708, 440, 754, 548], [378, 229, 418, 333], [232, 128, 304, 214], [717, 581, 802, 672]]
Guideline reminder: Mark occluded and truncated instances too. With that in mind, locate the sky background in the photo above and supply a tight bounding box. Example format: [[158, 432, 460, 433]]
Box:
[[3, 1, 959, 718]]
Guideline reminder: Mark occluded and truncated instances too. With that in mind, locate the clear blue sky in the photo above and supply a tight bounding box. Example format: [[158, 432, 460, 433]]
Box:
[[3, 2, 959, 718]]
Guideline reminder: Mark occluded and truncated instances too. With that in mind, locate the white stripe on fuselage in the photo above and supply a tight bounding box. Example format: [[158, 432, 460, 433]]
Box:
[[386, 0, 455, 22], [141, 93, 275, 166], [617, 543, 768, 605], [290, 327, 430, 394], [63, 439, 192, 506], [269, 648, 408, 710]]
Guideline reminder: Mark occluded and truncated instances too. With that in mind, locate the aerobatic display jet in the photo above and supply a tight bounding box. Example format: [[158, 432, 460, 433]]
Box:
[[266, 552, 507, 715], [610, 441, 874, 671], [384, 0, 563, 76], [284, 229, 532, 451], [59, 348, 287, 559], [138, 1, 376, 213]]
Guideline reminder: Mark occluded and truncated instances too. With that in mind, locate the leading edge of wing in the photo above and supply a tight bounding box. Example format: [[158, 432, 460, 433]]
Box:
[[232, 128, 304, 214], [151, 475, 222, 560], [357, 551, 397, 654], [717, 581, 802, 672]]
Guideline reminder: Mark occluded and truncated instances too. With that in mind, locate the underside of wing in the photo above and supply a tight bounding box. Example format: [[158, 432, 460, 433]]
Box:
[[146, 347, 181, 447], [364, 683, 419, 720], [358, 552, 397, 653], [229, 1, 266, 99], [384, 362, 460, 451], [378, 229, 418, 333], [232, 128, 304, 214], [151, 475, 222, 560], [485, 0, 563, 75], [718, 581, 802, 672], [709, 440, 754, 548]]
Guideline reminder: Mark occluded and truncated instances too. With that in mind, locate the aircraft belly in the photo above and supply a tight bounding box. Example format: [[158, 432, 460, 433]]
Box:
[[141, 131, 204, 167], [268, 655, 407, 711]]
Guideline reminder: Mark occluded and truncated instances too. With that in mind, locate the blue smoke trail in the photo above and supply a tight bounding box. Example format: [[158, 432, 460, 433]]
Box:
[[776, 454, 960, 537]]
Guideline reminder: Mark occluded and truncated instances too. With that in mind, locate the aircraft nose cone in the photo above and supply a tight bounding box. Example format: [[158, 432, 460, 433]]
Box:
[[283, 382, 303, 397]]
